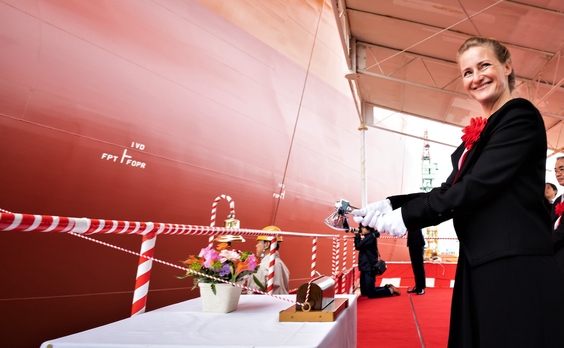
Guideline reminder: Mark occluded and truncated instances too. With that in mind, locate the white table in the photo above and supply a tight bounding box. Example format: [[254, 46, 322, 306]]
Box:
[[41, 294, 357, 348]]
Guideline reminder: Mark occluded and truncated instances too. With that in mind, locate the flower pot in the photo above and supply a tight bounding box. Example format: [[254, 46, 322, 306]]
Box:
[[198, 282, 242, 313]]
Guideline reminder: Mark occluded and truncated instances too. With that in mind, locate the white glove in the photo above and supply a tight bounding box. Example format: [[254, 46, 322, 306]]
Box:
[[351, 199, 393, 228], [375, 208, 407, 237]]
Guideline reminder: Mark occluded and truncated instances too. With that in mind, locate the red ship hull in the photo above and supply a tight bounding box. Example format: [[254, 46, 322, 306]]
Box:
[[0, 1, 410, 346]]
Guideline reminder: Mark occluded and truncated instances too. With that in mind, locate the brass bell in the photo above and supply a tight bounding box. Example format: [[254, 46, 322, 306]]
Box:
[[224, 212, 240, 229]]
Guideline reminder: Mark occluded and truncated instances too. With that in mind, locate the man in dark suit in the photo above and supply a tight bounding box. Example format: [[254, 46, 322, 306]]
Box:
[[407, 229, 426, 295], [545, 183, 558, 205], [551, 157, 564, 273]]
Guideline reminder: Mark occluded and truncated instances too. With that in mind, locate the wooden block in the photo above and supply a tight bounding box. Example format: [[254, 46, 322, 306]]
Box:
[[279, 298, 348, 322]]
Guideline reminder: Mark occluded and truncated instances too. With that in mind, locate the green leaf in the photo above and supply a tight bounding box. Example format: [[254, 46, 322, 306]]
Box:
[[176, 271, 193, 279], [252, 275, 266, 291], [211, 283, 216, 295]]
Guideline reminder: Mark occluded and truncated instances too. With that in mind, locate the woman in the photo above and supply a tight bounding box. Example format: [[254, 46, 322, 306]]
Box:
[[353, 37, 564, 347]]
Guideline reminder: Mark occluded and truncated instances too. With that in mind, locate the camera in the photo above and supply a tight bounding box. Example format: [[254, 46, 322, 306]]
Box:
[[349, 224, 381, 238]]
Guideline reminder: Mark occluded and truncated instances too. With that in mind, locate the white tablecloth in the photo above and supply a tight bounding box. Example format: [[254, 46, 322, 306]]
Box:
[[41, 294, 357, 348]]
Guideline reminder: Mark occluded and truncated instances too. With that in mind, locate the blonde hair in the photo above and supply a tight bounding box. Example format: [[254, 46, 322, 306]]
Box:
[[458, 37, 515, 92]]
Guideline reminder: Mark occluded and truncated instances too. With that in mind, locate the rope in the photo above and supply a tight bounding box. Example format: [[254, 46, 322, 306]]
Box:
[[271, 6, 324, 226], [0, 212, 339, 238], [68, 232, 305, 307]]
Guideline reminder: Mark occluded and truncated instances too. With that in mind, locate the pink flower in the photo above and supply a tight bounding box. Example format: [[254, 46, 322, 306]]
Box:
[[199, 247, 220, 268], [219, 249, 241, 262], [178, 244, 260, 286]]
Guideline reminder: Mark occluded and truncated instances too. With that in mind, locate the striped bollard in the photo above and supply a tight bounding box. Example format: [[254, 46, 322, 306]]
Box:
[[266, 236, 277, 294], [352, 242, 357, 268], [131, 231, 157, 316], [331, 238, 337, 281], [331, 237, 339, 293], [310, 237, 317, 279], [352, 238, 357, 293], [335, 236, 341, 291], [341, 237, 347, 294]]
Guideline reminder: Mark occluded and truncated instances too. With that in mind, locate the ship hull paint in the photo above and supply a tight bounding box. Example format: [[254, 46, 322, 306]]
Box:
[[0, 1, 410, 347]]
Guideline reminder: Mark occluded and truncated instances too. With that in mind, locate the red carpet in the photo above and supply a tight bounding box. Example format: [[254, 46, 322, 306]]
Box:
[[357, 288, 452, 348]]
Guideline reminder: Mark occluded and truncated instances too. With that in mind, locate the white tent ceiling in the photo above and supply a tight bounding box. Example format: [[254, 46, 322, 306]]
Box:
[[331, 0, 564, 154]]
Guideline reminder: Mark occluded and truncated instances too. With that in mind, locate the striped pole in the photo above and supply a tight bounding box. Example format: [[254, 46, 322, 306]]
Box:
[[209, 195, 235, 247], [334, 237, 340, 293], [131, 230, 157, 316], [331, 237, 337, 279], [266, 236, 277, 295], [341, 237, 347, 293], [310, 237, 317, 279], [352, 238, 357, 294], [352, 241, 357, 269]]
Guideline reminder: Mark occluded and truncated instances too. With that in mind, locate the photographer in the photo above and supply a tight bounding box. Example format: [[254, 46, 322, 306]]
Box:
[[354, 225, 400, 298]]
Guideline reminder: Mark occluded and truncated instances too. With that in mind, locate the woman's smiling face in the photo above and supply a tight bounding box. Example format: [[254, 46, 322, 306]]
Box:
[[458, 45, 513, 113]]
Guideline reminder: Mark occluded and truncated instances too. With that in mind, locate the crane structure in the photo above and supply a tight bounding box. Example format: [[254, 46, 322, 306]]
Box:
[[420, 130, 439, 259]]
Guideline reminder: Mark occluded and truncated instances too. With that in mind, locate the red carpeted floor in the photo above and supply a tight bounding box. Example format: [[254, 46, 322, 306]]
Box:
[[357, 288, 453, 348]]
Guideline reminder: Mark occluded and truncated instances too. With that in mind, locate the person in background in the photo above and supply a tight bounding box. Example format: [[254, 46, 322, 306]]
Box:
[[406, 229, 426, 295], [352, 37, 564, 346], [550, 157, 564, 273], [247, 226, 289, 294], [545, 182, 558, 204], [354, 224, 400, 298]]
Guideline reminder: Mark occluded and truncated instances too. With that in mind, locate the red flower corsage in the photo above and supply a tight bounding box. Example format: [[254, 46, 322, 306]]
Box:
[[461, 117, 488, 151], [555, 202, 564, 217]]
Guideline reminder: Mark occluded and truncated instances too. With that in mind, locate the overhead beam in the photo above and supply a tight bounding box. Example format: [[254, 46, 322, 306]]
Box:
[[357, 42, 564, 94], [346, 8, 556, 57], [357, 69, 467, 98]]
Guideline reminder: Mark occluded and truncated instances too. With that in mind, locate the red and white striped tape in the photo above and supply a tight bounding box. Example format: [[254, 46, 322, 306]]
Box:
[[0, 212, 339, 238], [68, 231, 306, 306], [0, 212, 458, 241]]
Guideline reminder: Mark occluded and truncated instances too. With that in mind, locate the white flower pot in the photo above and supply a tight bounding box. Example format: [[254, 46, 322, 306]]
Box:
[[198, 282, 242, 313]]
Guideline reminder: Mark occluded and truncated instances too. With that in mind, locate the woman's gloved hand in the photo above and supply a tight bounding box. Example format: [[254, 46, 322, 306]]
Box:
[[351, 199, 392, 228], [376, 208, 407, 237]]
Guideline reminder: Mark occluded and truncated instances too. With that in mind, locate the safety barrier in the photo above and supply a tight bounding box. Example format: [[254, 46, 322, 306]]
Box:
[[0, 209, 359, 316], [0, 206, 458, 316]]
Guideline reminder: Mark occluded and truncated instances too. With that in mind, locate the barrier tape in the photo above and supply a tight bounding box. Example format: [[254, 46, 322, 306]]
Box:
[[68, 232, 305, 307], [0, 212, 339, 238]]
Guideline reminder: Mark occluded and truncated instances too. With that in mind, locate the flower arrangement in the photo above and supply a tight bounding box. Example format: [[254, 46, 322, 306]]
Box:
[[461, 117, 488, 151], [178, 243, 259, 294]]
